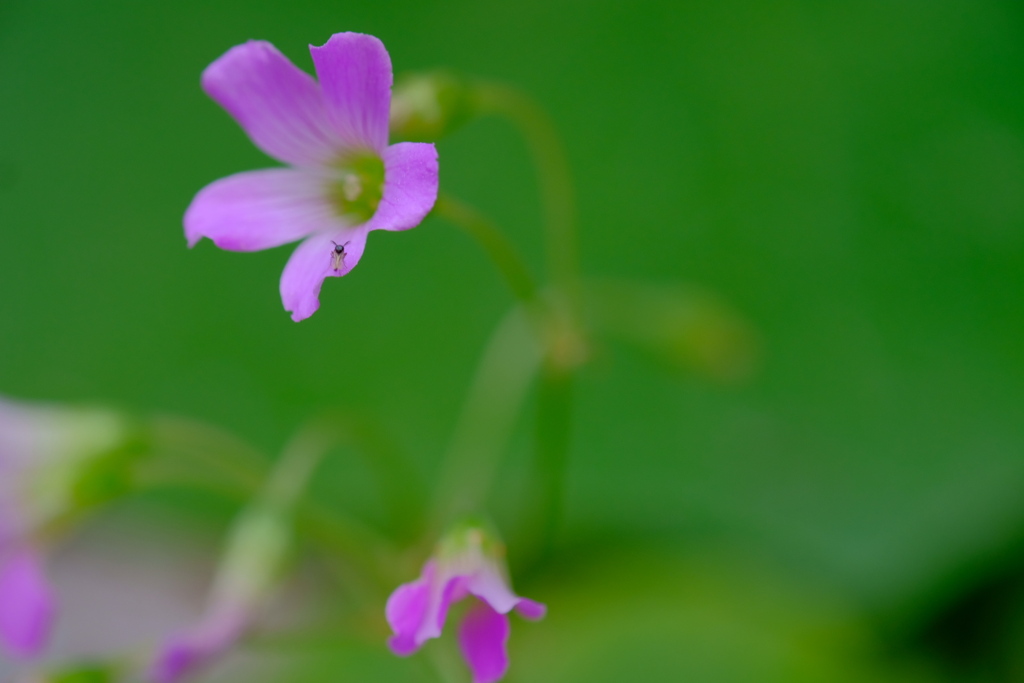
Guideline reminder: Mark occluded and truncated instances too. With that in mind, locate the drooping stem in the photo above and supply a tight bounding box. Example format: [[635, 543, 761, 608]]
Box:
[[139, 414, 398, 584], [473, 82, 582, 312], [471, 83, 586, 565], [145, 414, 271, 492], [434, 193, 541, 308]]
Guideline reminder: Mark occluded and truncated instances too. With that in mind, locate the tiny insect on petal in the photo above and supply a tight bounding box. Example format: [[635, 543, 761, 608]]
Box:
[[330, 240, 351, 271]]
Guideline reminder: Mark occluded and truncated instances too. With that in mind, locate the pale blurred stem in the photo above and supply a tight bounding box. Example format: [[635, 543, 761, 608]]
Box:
[[146, 414, 270, 492], [261, 422, 329, 510], [473, 82, 582, 313], [434, 192, 541, 309], [430, 307, 543, 533], [427, 637, 470, 683], [140, 415, 400, 586]]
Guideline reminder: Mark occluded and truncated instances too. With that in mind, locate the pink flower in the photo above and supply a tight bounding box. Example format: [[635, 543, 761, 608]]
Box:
[[185, 32, 439, 322], [0, 397, 126, 660], [386, 523, 545, 683], [0, 546, 55, 660]]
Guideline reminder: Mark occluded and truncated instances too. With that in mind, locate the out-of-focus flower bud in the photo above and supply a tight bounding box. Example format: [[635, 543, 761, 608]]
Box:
[[585, 280, 759, 383], [389, 71, 476, 142]]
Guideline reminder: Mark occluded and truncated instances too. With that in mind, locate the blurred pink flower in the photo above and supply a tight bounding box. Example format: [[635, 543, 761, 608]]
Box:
[[386, 524, 545, 683], [0, 546, 55, 660], [185, 32, 439, 322], [0, 397, 126, 660]]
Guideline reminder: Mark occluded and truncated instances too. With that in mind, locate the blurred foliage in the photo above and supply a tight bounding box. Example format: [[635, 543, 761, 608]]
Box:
[[585, 279, 759, 382], [1, 0, 1023, 681], [512, 548, 937, 683]]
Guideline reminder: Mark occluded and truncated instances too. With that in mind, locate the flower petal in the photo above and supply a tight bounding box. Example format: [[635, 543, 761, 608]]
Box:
[[310, 33, 392, 154], [148, 604, 248, 683], [0, 547, 56, 659], [514, 598, 547, 621], [466, 561, 520, 614], [433, 574, 467, 635], [185, 169, 341, 251], [202, 40, 339, 166], [410, 572, 466, 646], [150, 640, 199, 683], [279, 227, 368, 322], [457, 602, 510, 683], [386, 562, 432, 656], [365, 142, 439, 233]]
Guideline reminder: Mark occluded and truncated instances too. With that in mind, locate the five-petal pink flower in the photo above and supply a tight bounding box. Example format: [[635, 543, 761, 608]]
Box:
[[387, 524, 545, 683], [185, 32, 439, 321]]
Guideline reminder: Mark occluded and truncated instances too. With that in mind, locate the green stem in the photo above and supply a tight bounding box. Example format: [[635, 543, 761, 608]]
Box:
[[434, 193, 541, 307], [262, 423, 330, 509], [472, 84, 585, 566], [428, 639, 470, 683], [430, 306, 543, 531], [138, 415, 397, 582], [473, 82, 581, 311], [524, 360, 574, 567], [145, 414, 271, 491]]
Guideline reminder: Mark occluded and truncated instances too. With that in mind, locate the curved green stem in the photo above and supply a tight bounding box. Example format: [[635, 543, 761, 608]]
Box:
[[434, 193, 541, 307], [137, 414, 399, 582], [471, 83, 585, 567], [144, 414, 271, 491], [262, 423, 330, 509], [473, 82, 581, 311]]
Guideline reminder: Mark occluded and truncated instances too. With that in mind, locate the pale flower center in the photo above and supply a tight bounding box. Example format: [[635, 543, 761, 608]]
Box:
[[329, 152, 385, 223]]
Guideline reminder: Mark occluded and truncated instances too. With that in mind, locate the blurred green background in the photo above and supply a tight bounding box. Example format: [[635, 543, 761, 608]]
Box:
[[2, 0, 1024, 681]]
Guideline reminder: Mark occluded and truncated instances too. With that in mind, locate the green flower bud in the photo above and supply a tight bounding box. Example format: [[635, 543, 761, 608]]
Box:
[[436, 516, 505, 563], [389, 71, 476, 142]]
